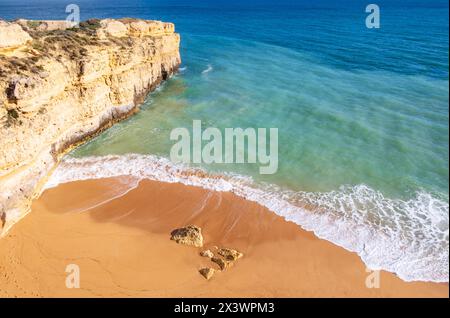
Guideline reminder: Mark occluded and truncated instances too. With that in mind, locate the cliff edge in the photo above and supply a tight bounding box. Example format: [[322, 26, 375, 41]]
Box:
[[0, 18, 181, 234]]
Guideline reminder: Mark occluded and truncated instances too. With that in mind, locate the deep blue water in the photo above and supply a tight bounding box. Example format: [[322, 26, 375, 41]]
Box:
[[2, 0, 448, 80]]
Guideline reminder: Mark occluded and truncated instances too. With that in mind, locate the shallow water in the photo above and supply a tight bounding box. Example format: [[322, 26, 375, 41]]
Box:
[[2, 0, 448, 282]]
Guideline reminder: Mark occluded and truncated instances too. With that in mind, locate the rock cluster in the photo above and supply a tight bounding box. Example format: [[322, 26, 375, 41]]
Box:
[[170, 225, 204, 248], [201, 247, 244, 278], [169, 225, 244, 280]]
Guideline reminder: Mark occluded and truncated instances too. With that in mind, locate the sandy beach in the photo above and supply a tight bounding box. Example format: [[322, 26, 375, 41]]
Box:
[[0, 177, 447, 298]]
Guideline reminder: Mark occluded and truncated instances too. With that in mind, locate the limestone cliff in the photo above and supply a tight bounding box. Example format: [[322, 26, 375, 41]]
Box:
[[0, 18, 181, 234]]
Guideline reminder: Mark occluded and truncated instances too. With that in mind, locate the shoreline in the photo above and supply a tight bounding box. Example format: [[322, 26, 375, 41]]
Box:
[[43, 154, 450, 283], [0, 177, 447, 298]]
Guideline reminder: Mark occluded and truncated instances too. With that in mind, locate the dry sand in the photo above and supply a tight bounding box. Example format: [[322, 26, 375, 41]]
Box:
[[0, 177, 447, 297]]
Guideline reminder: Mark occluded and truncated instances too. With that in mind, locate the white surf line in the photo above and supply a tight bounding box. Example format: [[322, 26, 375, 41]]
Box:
[[201, 64, 213, 75]]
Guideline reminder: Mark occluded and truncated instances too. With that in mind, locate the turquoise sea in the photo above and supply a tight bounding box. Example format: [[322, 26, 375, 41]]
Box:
[[1, 0, 448, 282]]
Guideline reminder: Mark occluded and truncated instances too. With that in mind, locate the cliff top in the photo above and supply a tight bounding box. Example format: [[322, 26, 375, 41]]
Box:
[[0, 18, 178, 126]]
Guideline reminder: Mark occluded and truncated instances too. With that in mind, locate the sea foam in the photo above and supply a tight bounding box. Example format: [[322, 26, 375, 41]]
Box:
[[45, 154, 449, 283], [201, 64, 213, 75]]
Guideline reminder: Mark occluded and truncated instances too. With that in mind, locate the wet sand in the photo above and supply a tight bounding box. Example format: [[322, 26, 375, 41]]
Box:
[[0, 177, 447, 297]]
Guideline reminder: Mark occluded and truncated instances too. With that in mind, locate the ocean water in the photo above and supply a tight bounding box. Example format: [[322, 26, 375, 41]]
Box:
[[1, 0, 448, 282]]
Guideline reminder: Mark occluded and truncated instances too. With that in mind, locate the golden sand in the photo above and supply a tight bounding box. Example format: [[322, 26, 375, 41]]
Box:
[[0, 177, 447, 297]]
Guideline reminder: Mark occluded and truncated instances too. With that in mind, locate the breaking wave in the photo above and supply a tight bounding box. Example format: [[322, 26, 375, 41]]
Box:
[[45, 154, 449, 283]]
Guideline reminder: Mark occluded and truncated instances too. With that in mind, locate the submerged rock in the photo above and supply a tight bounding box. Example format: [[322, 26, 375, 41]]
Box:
[[170, 225, 203, 247], [199, 268, 215, 280], [218, 248, 243, 261], [200, 249, 214, 258]]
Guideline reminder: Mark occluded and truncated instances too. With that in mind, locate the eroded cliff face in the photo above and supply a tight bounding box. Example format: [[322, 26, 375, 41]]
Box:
[[0, 18, 181, 234]]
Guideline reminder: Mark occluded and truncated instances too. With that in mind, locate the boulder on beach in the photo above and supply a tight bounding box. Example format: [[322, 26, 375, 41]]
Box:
[[170, 225, 203, 247], [0, 21, 32, 49], [199, 268, 215, 280], [218, 248, 243, 261], [211, 257, 233, 271]]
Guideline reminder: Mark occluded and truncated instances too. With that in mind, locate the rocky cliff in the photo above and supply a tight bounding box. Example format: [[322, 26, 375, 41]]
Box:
[[0, 18, 181, 234]]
